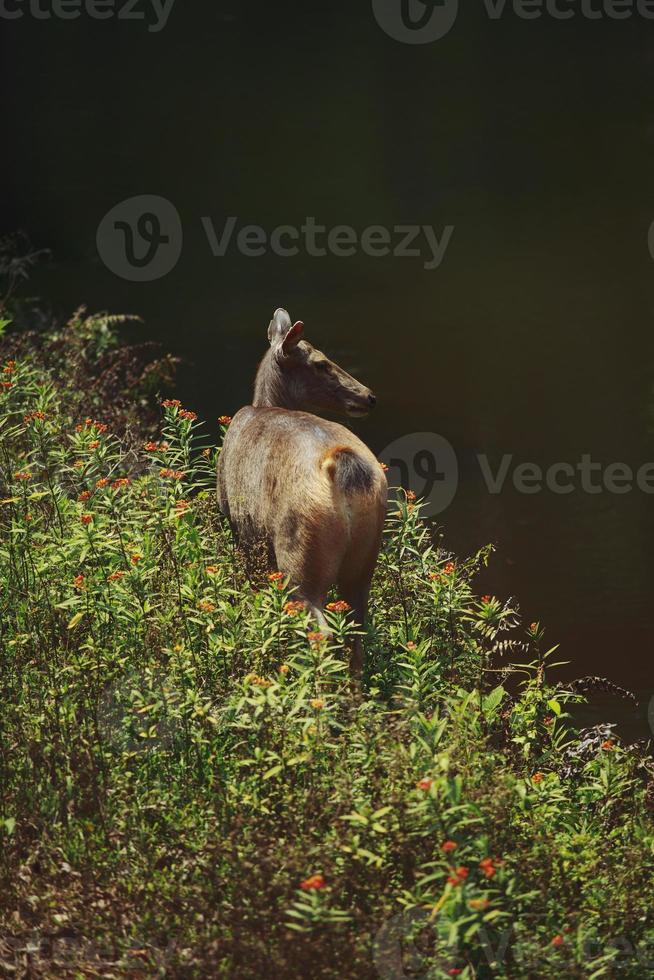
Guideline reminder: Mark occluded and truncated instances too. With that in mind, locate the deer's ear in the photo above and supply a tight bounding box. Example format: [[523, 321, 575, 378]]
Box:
[[268, 309, 304, 358]]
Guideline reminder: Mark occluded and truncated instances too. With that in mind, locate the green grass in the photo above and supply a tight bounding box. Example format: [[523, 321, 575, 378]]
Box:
[[1, 312, 653, 978]]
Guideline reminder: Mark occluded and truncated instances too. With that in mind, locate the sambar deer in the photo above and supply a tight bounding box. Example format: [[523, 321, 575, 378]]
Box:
[[217, 308, 387, 672]]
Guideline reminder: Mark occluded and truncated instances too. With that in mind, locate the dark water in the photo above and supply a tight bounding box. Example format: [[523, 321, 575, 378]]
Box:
[[3, 1, 654, 737]]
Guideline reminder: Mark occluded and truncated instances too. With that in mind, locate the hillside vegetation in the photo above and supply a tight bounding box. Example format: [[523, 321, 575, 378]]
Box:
[[1, 311, 653, 978]]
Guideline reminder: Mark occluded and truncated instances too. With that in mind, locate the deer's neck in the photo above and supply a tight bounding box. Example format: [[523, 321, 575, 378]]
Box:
[[253, 354, 295, 409]]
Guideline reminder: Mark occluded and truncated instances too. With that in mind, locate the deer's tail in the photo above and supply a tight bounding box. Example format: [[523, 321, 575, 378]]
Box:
[[320, 446, 376, 495]]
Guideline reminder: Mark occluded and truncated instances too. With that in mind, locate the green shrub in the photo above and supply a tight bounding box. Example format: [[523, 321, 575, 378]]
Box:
[[0, 314, 653, 979]]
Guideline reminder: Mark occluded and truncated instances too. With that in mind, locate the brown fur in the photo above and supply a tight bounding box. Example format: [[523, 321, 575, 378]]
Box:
[[217, 309, 387, 672]]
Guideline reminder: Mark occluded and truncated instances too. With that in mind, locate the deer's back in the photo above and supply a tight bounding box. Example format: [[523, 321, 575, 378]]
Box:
[[217, 406, 386, 540]]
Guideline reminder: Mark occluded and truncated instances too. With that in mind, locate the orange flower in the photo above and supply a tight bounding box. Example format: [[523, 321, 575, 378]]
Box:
[[284, 600, 306, 617], [543, 715, 554, 726], [406, 641, 416, 650], [310, 698, 325, 711], [130, 552, 142, 565], [144, 441, 159, 452], [441, 840, 458, 853], [268, 571, 284, 584], [162, 399, 181, 408], [206, 565, 219, 575], [447, 970, 462, 977], [1, 381, 14, 389], [325, 600, 350, 613], [380, 462, 389, 472], [160, 468, 184, 480], [13, 471, 32, 481], [23, 411, 46, 424], [481, 595, 492, 604], [202, 447, 212, 457], [198, 601, 216, 613], [529, 622, 539, 632], [107, 571, 125, 582], [416, 777, 433, 791], [469, 898, 490, 911], [447, 866, 469, 887], [443, 562, 455, 575], [3, 360, 16, 373], [532, 772, 544, 784], [96, 478, 109, 488], [78, 491, 91, 502], [299, 874, 326, 891], [179, 409, 197, 421], [307, 631, 325, 647], [551, 935, 565, 948], [88, 440, 100, 450], [406, 490, 416, 502], [174, 500, 190, 517], [73, 574, 85, 590], [80, 514, 93, 525], [218, 415, 232, 426], [111, 478, 130, 490], [479, 857, 496, 879], [601, 739, 615, 751], [278, 664, 290, 675]]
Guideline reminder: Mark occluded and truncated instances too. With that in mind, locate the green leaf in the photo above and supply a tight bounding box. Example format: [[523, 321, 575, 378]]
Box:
[[67, 612, 85, 630]]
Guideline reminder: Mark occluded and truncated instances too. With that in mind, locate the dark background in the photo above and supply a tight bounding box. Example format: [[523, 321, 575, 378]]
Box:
[[3, 0, 654, 735]]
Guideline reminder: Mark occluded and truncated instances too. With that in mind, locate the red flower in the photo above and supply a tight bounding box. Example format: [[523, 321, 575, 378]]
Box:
[[23, 411, 46, 424], [179, 409, 197, 421], [447, 866, 469, 887], [481, 595, 492, 604], [601, 740, 615, 751], [325, 600, 351, 613], [107, 571, 125, 582], [532, 772, 544, 784], [130, 552, 142, 565], [13, 471, 32, 481], [206, 565, 219, 575], [299, 874, 326, 891], [551, 935, 565, 948], [443, 562, 455, 575], [1, 381, 14, 389], [162, 399, 181, 408], [284, 600, 306, 617], [96, 478, 109, 488], [160, 468, 184, 480], [218, 415, 232, 426], [441, 840, 458, 853], [78, 491, 91, 502], [73, 574, 85, 590], [111, 478, 130, 490], [447, 971, 463, 977], [406, 490, 416, 502], [479, 857, 496, 879], [80, 514, 93, 525], [416, 777, 433, 791]]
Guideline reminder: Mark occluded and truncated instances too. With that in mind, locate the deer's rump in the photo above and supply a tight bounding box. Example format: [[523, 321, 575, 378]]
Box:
[[216, 406, 387, 581]]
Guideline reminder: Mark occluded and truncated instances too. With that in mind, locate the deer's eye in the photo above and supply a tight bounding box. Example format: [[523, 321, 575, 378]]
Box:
[[314, 361, 330, 372]]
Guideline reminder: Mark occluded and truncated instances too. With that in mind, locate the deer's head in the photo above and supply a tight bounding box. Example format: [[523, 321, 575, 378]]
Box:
[[253, 308, 377, 417]]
